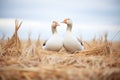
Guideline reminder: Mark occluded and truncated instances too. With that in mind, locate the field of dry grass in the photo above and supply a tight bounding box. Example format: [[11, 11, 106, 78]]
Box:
[[0, 20, 120, 80]]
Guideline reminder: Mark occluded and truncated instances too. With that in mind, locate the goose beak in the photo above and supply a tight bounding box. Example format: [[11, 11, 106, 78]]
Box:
[[57, 23, 60, 26], [54, 23, 60, 27], [53, 21, 60, 27], [61, 19, 67, 24]]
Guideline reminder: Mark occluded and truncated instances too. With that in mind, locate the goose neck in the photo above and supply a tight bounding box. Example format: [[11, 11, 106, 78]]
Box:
[[52, 26, 57, 34], [67, 24, 72, 32]]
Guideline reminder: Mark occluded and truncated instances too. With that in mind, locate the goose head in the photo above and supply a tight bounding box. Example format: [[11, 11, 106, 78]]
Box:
[[52, 21, 60, 34], [61, 18, 72, 31]]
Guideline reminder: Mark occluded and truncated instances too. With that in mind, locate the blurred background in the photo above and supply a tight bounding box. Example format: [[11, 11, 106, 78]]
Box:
[[0, 0, 120, 41]]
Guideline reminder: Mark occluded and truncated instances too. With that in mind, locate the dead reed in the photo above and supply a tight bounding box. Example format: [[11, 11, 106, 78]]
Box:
[[1, 19, 22, 56]]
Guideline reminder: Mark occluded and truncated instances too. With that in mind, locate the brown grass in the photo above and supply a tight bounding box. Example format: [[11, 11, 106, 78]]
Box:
[[0, 20, 120, 80]]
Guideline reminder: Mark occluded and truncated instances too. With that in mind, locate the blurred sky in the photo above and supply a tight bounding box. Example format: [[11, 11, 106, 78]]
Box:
[[0, 0, 120, 41]]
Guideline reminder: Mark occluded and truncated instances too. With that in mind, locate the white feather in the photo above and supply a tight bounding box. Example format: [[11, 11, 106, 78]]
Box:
[[44, 34, 63, 51], [43, 21, 63, 51], [62, 18, 84, 53]]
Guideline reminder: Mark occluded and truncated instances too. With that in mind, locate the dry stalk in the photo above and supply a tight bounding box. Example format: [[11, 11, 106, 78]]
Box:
[[26, 32, 32, 48], [35, 34, 41, 48], [2, 19, 22, 56]]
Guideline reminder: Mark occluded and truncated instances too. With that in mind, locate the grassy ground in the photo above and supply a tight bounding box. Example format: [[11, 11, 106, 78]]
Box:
[[0, 41, 120, 80]]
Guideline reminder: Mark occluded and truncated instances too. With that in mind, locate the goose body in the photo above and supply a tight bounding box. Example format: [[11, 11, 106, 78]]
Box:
[[43, 21, 63, 51], [62, 18, 84, 53]]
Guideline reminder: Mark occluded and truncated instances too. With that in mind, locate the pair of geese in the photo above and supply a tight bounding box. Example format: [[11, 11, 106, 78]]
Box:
[[43, 18, 84, 53]]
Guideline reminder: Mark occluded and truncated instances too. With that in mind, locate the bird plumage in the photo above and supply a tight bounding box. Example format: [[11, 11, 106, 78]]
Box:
[[42, 21, 63, 51], [61, 18, 84, 53]]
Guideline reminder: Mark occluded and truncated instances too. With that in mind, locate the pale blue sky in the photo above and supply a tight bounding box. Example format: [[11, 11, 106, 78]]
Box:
[[0, 0, 120, 41]]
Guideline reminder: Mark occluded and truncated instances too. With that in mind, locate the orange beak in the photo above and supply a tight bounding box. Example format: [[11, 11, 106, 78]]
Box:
[[61, 19, 67, 24], [56, 23, 60, 26], [55, 22, 60, 27], [54, 22, 60, 28]]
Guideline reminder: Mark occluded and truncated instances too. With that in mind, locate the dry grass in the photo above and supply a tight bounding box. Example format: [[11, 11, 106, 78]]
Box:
[[0, 20, 120, 80]]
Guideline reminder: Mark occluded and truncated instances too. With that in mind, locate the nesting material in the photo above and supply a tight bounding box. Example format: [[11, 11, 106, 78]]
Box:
[[0, 42, 120, 80]]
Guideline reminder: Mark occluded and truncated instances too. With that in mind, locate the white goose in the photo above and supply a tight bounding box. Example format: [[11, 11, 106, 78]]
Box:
[[42, 21, 63, 51], [61, 18, 84, 53]]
